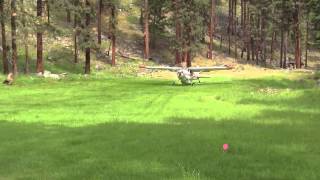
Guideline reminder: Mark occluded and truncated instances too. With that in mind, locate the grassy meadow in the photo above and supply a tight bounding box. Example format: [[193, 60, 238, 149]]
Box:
[[0, 71, 319, 179]]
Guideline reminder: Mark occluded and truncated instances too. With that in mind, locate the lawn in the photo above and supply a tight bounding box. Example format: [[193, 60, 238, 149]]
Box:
[[0, 73, 319, 179]]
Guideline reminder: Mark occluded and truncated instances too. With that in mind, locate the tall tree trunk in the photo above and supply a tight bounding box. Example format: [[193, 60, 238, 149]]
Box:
[[24, 43, 29, 74], [73, 0, 78, 64], [97, 0, 102, 45], [21, 0, 29, 74], [67, 9, 71, 23], [233, 0, 237, 59], [251, 37, 255, 62], [228, 0, 232, 55], [249, 11, 254, 62], [260, 10, 266, 66], [270, 31, 276, 63], [186, 51, 191, 67], [46, 0, 50, 25], [111, 34, 116, 66], [84, 0, 91, 74], [0, 0, 9, 74], [305, 13, 309, 67], [280, 27, 284, 68], [240, 0, 244, 28], [208, 0, 215, 60], [186, 21, 192, 67], [111, 5, 116, 66], [294, 0, 301, 68], [173, 0, 181, 65], [242, 0, 248, 60], [140, 8, 143, 26], [246, 2, 251, 61], [74, 32, 78, 63], [36, 0, 44, 73], [11, 0, 18, 75], [144, 0, 150, 60], [284, 30, 288, 68]]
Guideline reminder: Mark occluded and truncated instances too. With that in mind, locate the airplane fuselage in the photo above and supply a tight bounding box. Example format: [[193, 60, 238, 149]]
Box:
[[177, 69, 200, 85]]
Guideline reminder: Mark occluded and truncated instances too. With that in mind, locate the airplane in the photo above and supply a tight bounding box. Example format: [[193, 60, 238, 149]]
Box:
[[140, 64, 233, 85]]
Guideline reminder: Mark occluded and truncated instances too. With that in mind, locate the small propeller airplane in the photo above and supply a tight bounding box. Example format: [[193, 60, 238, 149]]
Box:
[[140, 64, 233, 85]]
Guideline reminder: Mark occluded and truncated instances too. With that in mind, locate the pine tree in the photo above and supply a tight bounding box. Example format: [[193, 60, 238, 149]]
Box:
[[143, 0, 150, 60], [0, 0, 9, 74], [36, 0, 44, 73], [11, 0, 18, 75], [84, 0, 91, 74]]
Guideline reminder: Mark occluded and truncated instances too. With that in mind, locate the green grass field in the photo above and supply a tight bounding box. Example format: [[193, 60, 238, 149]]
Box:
[[0, 73, 320, 179]]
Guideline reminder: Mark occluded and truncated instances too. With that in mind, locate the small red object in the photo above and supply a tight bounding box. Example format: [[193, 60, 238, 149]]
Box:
[[223, 144, 229, 152]]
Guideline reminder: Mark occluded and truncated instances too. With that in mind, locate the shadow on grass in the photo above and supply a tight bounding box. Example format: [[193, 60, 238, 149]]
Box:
[[0, 108, 320, 180]]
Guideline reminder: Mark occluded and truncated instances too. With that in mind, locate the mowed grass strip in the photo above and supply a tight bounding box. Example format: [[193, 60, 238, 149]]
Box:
[[0, 74, 319, 179]]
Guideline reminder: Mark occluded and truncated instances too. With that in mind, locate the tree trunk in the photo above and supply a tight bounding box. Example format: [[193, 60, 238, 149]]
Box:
[[305, 13, 309, 67], [173, 0, 181, 65], [67, 9, 71, 23], [0, 0, 9, 74], [260, 10, 266, 66], [36, 0, 44, 73], [240, 0, 243, 28], [25, 44, 29, 74], [186, 51, 191, 67], [270, 31, 276, 63], [251, 37, 254, 62], [111, 5, 116, 66], [97, 0, 102, 45], [47, 0, 50, 25], [84, 0, 91, 74], [246, 1, 251, 61], [74, 33, 78, 64], [228, 0, 232, 55], [186, 21, 192, 67], [144, 0, 150, 60], [73, 0, 78, 64], [234, 0, 237, 59], [140, 8, 143, 26], [284, 30, 288, 68], [11, 0, 18, 75], [233, 0, 236, 35], [21, 0, 29, 74], [294, 0, 301, 68], [280, 27, 284, 68], [111, 34, 116, 66], [208, 0, 215, 60]]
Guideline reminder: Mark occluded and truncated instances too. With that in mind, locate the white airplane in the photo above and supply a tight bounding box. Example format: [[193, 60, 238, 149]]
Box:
[[140, 65, 232, 85]]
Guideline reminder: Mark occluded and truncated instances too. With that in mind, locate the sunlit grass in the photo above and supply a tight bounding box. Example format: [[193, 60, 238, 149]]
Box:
[[0, 72, 319, 179]]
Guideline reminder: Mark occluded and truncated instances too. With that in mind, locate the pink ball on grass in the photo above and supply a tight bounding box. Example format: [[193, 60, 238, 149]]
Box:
[[223, 144, 229, 152]]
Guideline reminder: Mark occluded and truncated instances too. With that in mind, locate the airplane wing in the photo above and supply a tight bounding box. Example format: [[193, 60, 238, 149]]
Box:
[[142, 66, 182, 72], [188, 65, 232, 72]]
